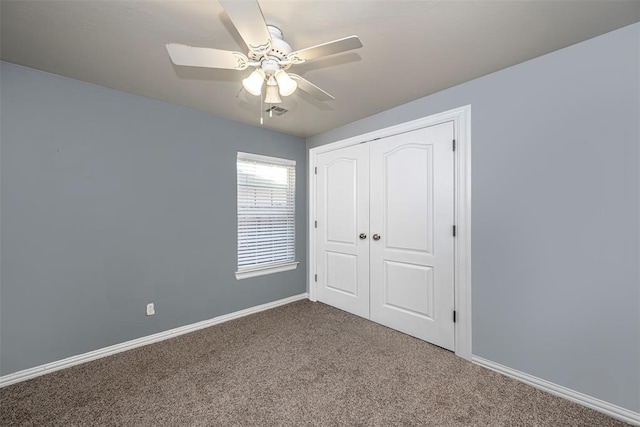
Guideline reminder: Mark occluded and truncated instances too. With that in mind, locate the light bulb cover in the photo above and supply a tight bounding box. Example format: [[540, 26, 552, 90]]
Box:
[[264, 85, 282, 104], [275, 70, 297, 96], [242, 69, 265, 96]]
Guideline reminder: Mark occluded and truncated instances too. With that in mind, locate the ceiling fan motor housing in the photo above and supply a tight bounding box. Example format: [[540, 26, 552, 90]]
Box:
[[249, 25, 292, 62]]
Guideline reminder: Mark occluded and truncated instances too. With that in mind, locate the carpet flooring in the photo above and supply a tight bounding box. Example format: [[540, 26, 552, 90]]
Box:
[[0, 300, 629, 426]]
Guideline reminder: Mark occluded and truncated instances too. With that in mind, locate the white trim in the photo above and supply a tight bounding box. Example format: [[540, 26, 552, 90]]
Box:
[[0, 293, 309, 388], [452, 106, 472, 360], [235, 261, 299, 280], [237, 151, 296, 166], [307, 146, 318, 302], [309, 107, 470, 155], [473, 356, 640, 426], [308, 105, 472, 360]]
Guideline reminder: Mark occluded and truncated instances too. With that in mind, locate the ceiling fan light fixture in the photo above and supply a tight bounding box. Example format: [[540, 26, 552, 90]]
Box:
[[264, 85, 282, 104], [275, 70, 297, 96], [242, 68, 265, 96]]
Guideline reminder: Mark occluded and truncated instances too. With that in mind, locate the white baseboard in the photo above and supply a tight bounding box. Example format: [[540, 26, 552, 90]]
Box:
[[0, 293, 309, 388], [472, 356, 640, 426]]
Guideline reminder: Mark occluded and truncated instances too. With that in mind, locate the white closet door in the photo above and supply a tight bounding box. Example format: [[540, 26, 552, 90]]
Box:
[[316, 144, 370, 318], [369, 122, 455, 350]]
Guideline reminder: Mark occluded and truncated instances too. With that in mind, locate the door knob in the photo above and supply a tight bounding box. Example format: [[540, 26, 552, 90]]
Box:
[[359, 233, 367, 240], [373, 234, 381, 241]]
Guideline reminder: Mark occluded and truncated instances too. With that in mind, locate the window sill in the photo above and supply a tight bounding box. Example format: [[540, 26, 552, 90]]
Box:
[[235, 262, 299, 280]]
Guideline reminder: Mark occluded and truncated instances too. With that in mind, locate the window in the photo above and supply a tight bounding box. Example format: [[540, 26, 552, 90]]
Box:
[[236, 152, 297, 279]]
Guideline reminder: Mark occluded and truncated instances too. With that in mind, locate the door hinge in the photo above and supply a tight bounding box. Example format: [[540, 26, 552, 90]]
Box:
[[453, 310, 457, 323], [314, 274, 318, 282], [453, 225, 457, 237], [314, 167, 317, 175], [315, 220, 318, 228], [453, 139, 456, 151]]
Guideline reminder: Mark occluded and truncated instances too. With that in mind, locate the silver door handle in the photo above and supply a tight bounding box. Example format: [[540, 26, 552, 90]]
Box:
[[359, 233, 367, 240], [372, 234, 381, 241]]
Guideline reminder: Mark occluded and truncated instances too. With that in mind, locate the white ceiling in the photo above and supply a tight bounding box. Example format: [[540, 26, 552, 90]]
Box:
[[1, 1, 639, 137]]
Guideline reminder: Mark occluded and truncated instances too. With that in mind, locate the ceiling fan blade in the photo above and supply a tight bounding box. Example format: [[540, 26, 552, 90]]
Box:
[[166, 44, 249, 70], [289, 74, 335, 101], [287, 36, 362, 64], [219, 0, 272, 55]]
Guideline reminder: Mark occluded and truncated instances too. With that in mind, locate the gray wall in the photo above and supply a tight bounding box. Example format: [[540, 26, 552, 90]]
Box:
[[0, 62, 306, 375], [308, 23, 640, 412]]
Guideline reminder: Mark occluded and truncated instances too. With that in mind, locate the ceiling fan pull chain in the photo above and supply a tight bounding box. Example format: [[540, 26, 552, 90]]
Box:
[[260, 86, 264, 125]]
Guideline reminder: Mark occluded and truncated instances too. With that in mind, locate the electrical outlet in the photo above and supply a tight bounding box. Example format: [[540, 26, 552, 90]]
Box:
[[146, 303, 155, 316]]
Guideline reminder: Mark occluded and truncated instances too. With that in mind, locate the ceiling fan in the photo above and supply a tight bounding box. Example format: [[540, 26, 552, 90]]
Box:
[[166, 0, 362, 106]]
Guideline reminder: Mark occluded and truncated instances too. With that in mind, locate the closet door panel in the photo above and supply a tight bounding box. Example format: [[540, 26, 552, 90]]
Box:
[[369, 122, 455, 350], [316, 144, 370, 318]]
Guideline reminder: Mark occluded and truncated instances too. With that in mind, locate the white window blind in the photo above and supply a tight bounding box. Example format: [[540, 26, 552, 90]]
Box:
[[237, 152, 296, 273]]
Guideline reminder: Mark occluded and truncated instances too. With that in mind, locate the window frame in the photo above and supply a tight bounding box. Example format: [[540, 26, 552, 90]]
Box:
[[235, 151, 298, 280]]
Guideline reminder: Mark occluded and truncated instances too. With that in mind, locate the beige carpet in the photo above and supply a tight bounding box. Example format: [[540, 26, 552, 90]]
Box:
[[0, 300, 629, 426]]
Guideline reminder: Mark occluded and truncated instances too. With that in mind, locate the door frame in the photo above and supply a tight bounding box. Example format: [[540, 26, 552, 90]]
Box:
[[308, 105, 472, 360]]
